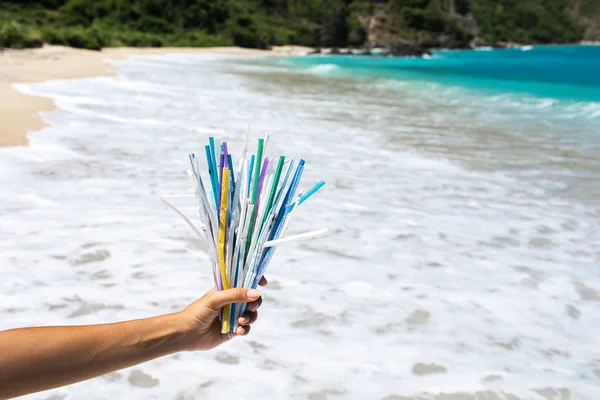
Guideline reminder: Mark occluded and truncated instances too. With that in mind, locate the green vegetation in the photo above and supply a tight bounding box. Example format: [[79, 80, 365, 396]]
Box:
[[0, 21, 42, 48], [387, 0, 473, 42], [469, 0, 584, 44], [0, 0, 598, 51]]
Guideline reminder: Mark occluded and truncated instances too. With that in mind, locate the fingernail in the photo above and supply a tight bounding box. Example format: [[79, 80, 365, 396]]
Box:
[[247, 289, 260, 299], [237, 327, 245, 335], [239, 316, 249, 324]]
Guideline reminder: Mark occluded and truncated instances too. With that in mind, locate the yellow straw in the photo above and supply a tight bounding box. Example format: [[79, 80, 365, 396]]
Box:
[[218, 167, 231, 334]]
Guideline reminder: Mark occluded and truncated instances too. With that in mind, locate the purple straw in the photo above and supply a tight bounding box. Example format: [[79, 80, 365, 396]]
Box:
[[222, 142, 229, 166], [218, 153, 225, 213], [256, 157, 270, 206]]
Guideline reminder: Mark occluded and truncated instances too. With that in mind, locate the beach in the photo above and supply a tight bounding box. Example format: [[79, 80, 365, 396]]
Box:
[[0, 45, 310, 147], [1, 46, 599, 399]]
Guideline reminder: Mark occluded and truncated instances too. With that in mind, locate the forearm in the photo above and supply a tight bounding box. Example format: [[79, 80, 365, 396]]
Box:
[[0, 286, 263, 399], [0, 312, 190, 399]]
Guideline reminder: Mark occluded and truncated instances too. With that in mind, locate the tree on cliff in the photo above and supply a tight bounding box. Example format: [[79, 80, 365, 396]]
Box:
[[0, 0, 598, 50]]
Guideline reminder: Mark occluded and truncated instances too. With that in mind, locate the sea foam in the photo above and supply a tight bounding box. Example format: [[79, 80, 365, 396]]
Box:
[[1, 52, 599, 400]]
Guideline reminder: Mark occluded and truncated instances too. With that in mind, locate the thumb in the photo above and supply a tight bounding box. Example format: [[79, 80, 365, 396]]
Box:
[[203, 288, 261, 311]]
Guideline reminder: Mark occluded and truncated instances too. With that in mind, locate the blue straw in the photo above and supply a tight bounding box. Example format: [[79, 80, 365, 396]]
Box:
[[255, 160, 305, 285], [188, 153, 195, 170], [247, 155, 255, 198], [205, 145, 219, 208], [209, 136, 217, 167], [288, 180, 325, 212]]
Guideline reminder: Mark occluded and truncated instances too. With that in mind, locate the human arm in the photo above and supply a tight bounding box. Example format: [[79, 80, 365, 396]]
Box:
[[0, 279, 265, 399]]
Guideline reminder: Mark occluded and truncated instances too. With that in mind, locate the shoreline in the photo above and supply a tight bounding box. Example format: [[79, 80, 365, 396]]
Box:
[[0, 45, 310, 147], [314, 41, 600, 56], [3, 42, 596, 148]]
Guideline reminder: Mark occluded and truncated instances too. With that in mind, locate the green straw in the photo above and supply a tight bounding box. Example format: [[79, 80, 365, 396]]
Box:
[[262, 155, 285, 227]]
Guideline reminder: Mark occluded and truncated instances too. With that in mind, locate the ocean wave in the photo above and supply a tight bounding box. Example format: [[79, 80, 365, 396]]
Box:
[[307, 63, 340, 74], [2, 51, 600, 400], [421, 53, 446, 59], [55, 103, 165, 125], [558, 101, 600, 119], [13, 83, 112, 107], [99, 77, 176, 95], [14, 81, 168, 125], [483, 93, 600, 120], [360, 77, 600, 121]]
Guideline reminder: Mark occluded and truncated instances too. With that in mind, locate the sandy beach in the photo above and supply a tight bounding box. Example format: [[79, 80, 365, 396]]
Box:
[[0, 45, 309, 147]]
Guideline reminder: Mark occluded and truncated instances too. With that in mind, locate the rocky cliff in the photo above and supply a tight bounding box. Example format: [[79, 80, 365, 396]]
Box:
[[352, 0, 600, 52]]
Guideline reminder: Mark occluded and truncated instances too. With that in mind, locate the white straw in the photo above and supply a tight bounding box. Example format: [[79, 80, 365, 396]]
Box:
[[264, 228, 329, 247], [158, 196, 206, 236]]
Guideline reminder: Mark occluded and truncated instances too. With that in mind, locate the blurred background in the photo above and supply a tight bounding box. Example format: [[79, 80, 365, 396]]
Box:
[[1, 1, 600, 400], [1, 0, 599, 50]]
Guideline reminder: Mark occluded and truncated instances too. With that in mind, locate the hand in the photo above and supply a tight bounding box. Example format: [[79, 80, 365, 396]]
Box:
[[179, 277, 267, 351]]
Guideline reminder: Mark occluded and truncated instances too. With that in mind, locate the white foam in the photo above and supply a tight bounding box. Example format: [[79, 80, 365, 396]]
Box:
[[307, 63, 340, 74], [2, 53, 599, 400]]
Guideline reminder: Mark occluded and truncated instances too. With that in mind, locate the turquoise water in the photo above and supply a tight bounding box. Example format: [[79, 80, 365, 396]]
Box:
[[285, 45, 600, 103]]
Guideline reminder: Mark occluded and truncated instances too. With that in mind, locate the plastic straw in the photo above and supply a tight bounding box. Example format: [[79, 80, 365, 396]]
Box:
[[162, 131, 326, 336], [264, 228, 329, 247]]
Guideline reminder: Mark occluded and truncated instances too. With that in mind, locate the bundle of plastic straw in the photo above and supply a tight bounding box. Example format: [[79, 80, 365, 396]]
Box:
[[161, 128, 327, 337]]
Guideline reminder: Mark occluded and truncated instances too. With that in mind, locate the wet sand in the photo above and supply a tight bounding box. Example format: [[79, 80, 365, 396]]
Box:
[[0, 45, 310, 147]]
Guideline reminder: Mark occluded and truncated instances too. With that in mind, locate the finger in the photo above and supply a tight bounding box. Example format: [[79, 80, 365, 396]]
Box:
[[258, 276, 268, 286], [235, 325, 251, 336], [238, 311, 258, 326], [248, 296, 263, 312], [203, 288, 260, 311]]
